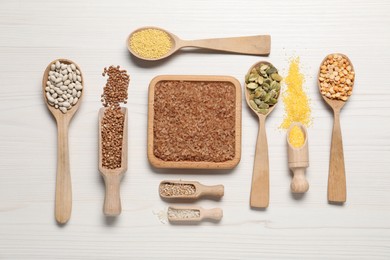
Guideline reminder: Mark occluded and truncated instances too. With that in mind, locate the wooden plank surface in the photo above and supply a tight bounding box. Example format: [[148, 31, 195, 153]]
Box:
[[0, 0, 390, 259]]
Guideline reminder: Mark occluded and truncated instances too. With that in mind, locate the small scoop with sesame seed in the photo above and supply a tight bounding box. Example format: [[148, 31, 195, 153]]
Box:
[[127, 26, 271, 61], [98, 107, 128, 216], [318, 53, 355, 203], [159, 180, 224, 200]]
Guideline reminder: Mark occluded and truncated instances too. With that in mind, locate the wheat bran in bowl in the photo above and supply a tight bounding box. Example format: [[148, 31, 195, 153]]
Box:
[[147, 75, 241, 169]]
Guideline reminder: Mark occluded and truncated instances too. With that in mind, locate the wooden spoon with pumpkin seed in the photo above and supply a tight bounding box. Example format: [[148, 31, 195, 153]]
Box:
[[244, 61, 282, 208]]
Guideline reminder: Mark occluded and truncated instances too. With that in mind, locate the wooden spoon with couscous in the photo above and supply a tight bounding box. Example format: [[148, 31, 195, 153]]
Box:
[[127, 26, 271, 61], [318, 53, 355, 203]]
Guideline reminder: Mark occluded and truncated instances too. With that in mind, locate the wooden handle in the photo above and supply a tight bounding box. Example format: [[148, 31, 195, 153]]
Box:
[[250, 116, 269, 208], [328, 110, 346, 202], [291, 168, 309, 193], [55, 120, 72, 224], [103, 174, 122, 216], [200, 184, 224, 199], [202, 208, 223, 221], [181, 35, 270, 55]]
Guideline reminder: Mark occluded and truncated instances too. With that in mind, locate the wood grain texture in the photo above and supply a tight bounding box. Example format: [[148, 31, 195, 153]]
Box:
[[1, 0, 390, 259]]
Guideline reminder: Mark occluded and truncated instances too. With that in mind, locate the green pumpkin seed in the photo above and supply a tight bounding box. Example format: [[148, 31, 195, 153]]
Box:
[[271, 73, 283, 82], [260, 64, 269, 71], [245, 73, 249, 83], [258, 108, 268, 115], [257, 76, 264, 85], [269, 98, 278, 105], [247, 82, 258, 89], [249, 100, 258, 110], [266, 66, 277, 75]]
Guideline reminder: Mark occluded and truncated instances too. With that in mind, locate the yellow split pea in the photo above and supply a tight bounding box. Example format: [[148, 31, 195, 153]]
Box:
[[129, 28, 172, 59]]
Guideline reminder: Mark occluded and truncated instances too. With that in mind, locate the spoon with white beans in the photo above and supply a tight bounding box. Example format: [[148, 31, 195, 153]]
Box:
[[42, 58, 84, 224]]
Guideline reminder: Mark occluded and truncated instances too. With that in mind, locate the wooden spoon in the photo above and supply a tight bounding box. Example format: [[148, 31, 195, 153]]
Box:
[[167, 206, 223, 223], [245, 61, 281, 208], [318, 53, 355, 203], [127, 26, 271, 61], [98, 107, 128, 216], [159, 180, 224, 200], [42, 58, 84, 224], [287, 123, 309, 193]]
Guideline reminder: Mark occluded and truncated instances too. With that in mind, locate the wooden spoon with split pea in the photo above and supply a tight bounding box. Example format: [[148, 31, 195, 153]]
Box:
[[245, 61, 281, 208], [42, 59, 84, 224], [127, 26, 271, 61], [318, 53, 355, 203]]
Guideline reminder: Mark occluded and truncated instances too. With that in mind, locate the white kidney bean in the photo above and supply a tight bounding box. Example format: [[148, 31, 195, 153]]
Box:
[[45, 61, 82, 113]]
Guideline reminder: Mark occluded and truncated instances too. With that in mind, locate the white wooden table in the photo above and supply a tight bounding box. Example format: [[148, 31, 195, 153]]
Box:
[[1, 0, 390, 259]]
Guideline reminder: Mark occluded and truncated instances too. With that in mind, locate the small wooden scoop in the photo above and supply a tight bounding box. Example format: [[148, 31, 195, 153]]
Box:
[[287, 123, 309, 193], [159, 180, 224, 200], [167, 206, 223, 223], [98, 107, 128, 216], [127, 26, 271, 61]]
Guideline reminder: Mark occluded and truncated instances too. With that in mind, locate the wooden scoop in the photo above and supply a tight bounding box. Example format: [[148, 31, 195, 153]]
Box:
[[318, 53, 355, 203], [42, 58, 84, 224], [98, 107, 128, 216], [167, 206, 223, 223], [287, 123, 309, 193], [127, 26, 270, 61], [159, 180, 224, 200], [244, 61, 280, 208]]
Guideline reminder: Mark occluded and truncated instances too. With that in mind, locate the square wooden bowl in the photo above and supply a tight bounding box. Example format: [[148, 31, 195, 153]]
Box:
[[147, 75, 241, 169]]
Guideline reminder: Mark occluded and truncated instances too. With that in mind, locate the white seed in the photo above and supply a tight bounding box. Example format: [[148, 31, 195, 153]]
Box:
[[50, 75, 56, 82], [75, 84, 82, 91], [55, 104, 59, 108], [68, 83, 74, 89], [61, 64, 67, 70], [72, 73, 77, 82], [54, 99, 58, 104], [67, 89, 72, 94], [77, 91, 81, 98], [56, 89, 63, 95], [76, 76, 82, 82], [55, 61, 60, 69], [58, 102, 63, 106], [49, 71, 54, 76], [70, 64, 76, 70], [72, 89, 77, 97], [55, 72, 60, 77], [66, 94, 71, 99], [64, 80, 70, 86], [62, 102, 70, 108], [63, 74, 68, 81], [50, 64, 55, 71], [52, 93, 58, 98], [76, 69, 80, 75], [67, 66, 73, 73], [69, 97, 74, 104], [62, 94, 68, 100], [60, 85, 68, 91], [58, 98, 64, 102], [46, 92, 55, 103], [72, 97, 78, 105], [68, 105, 72, 109], [61, 70, 68, 75], [49, 89, 55, 94], [56, 82, 63, 87], [46, 81, 51, 86], [45, 87, 50, 92], [68, 73, 73, 81], [60, 107, 67, 113]]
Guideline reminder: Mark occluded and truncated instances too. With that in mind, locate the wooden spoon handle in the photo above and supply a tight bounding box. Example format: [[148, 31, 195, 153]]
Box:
[[250, 116, 269, 208], [103, 175, 122, 216], [55, 120, 72, 224], [328, 111, 346, 202], [291, 168, 309, 193], [181, 35, 270, 55], [202, 208, 223, 221], [199, 184, 224, 199]]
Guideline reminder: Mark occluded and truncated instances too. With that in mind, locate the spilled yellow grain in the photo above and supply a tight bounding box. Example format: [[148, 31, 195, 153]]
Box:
[[280, 57, 312, 129], [288, 125, 305, 148]]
